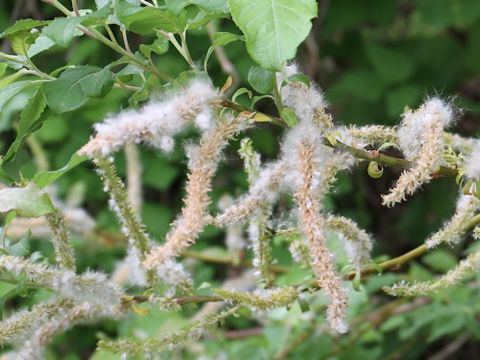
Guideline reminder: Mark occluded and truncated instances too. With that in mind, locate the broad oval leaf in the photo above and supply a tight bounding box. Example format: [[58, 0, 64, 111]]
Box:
[[0, 183, 55, 218], [42, 66, 113, 113], [248, 66, 275, 94], [228, 0, 317, 70], [42, 17, 83, 48]]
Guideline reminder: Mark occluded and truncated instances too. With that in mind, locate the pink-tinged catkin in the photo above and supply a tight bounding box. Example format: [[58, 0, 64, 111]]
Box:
[[143, 118, 248, 269], [295, 141, 348, 334]]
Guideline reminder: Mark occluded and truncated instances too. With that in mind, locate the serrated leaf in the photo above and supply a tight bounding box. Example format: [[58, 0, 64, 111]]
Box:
[[139, 37, 169, 58], [115, 0, 187, 35], [204, 32, 244, 70], [8, 32, 36, 56], [281, 107, 298, 127], [248, 66, 275, 94], [42, 66, 113, 113], [42, 17, 83, 48], [79, 66, 114, 97], [1, 19, 49, 38], [228, 0, 317, 70], [33, 153, 87, 189], [0, 183, 55, 218]]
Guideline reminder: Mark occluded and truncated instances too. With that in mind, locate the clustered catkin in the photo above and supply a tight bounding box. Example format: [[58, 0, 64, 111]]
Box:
[[425, 194, 480, 249], [78, 80, 218, 157], [382, 98, 455, 207], [143, 116, 251, 269], [10, 57, 480, 357], [385, 250, 480, 297], [295, 141, 348, 334]]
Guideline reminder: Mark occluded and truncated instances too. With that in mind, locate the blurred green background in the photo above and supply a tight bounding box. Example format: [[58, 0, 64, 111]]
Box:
[[1, 0, 480, 359]]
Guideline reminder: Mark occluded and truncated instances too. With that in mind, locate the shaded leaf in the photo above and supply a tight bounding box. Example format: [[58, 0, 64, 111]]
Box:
[[33, 153, 88, 189], [248, 66, 275, 94], [0, 183, 55, 218]]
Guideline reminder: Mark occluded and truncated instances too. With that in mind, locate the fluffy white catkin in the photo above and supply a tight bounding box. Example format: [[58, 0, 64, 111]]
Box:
[[79, 80, 218, 157], [382, 98, 455, 207]]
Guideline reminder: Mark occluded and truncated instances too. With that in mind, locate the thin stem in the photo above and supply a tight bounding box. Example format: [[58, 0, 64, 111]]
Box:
[[121, 26, 133, 54], [220, 99, 286, 126], [272, 75, 283, 113], [0, 52, 27, 66], [206, 21, 240, 97], [104, 24, 119, 47], [325, 139, 458, 178], [71, 0, 80, 16], [179, 31, 197, 71], [46, 0, 174, 82]]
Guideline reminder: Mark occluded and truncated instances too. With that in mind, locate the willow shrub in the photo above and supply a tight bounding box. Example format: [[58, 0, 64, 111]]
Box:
[[0, 1, 479, 359]]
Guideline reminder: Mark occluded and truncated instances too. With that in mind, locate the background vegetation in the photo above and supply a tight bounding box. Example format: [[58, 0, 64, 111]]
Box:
[[1, 0, 480, 359]]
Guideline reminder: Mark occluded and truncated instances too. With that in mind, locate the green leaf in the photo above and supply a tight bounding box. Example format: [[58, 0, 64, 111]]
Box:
[[0, 80, 30, 105], [33, 153, 87, 189], [140, 37, 170, 58], [282, 73, 310, 88], [2, 90, 46, 181], [0, 183, 55, 218], [204, 32, 244, 70], [251, 94, 274, 107], [280, 107, 298, 127], [42, 66, 113, 113], [16, 276, 28, 298], [0, 69, 28, 88], [0, 63, 7, 77], [297, 296, 310, 312], [78, 66, 114, 97], [8, 32, 34, 56], [0, 19, 49, 38], [366, 44, 414, 84], [42, 17, 83, 48], [192, 0, 229, 13], [232, 87, 252, 103], [422, 250, 458, 272], [248, 66, 275, 94], [228, 0, 317, 70], [115, 0, 187, 35]]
